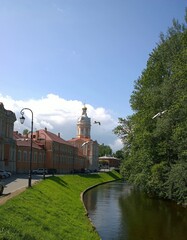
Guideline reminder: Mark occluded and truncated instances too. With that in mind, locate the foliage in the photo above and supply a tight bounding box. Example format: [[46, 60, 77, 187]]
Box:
[[23, 129, 29, 135], [113, 150, 124, 160], [114, 10, 187, 204], [0, 171, 122, 240], [98, 143, 112, 157]]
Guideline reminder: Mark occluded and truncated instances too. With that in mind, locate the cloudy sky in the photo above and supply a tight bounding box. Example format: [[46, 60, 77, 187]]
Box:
[[0, 0, 186, 152]]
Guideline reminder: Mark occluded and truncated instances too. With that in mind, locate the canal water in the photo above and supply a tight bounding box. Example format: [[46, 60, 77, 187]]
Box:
[[83, 181, 187, 240]]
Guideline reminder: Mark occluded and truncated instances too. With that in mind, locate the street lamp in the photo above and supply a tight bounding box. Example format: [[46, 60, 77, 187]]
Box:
[[38, 132, 46, 180], [20, 108, 33, 188]]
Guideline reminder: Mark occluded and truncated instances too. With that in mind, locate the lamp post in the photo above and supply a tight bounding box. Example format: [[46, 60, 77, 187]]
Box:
[[20, 108, 33, 188], [38, 132, 46, 180]]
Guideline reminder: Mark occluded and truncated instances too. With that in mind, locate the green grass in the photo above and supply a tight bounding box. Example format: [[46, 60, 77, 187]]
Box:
[[0, 171, 121, 240]]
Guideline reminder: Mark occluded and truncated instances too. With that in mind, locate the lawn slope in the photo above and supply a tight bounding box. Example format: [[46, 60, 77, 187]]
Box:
[[0, 171, 121, 240]]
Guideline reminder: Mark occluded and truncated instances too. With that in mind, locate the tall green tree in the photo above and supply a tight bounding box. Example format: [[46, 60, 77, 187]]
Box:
[[98, 144, 112, 157], [114, 11, 187, 204], [114, 150, 124, 160]]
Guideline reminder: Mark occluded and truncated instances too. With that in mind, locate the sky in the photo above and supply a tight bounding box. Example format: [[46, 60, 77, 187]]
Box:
[[0, 0, 186, 152]]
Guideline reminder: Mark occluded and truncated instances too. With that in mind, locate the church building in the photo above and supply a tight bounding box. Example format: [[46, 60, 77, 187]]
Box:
[[68, 105, 99, 171]]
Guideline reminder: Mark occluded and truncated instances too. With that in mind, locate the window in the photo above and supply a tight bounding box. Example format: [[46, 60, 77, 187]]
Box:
[[39, 153, 42, 163], [34, 152, 37, 162], [23, 151, 27, 162], [18, 150, 21, 162]]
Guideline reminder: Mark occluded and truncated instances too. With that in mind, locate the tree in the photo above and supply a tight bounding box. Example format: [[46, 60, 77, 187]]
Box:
[[23, 129, 29, 135], [98, 144, 112, 157], [114, 150, 124, 160], [114, 10, 187, 204]]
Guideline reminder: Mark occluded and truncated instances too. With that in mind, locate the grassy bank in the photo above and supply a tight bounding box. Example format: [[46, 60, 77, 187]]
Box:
[[0, 171, 121, 240]]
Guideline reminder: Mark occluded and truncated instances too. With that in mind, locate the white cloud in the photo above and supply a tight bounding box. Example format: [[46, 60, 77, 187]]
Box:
[[0, 93, 123, 152], [109, 138, 123, 153]]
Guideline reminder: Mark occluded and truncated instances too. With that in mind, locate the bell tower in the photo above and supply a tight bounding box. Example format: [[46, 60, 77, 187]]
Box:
[[77, 105, 91, 139]]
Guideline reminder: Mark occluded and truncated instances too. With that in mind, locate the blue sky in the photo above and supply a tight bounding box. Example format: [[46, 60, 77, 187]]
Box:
[[0, 0, 186, 151]]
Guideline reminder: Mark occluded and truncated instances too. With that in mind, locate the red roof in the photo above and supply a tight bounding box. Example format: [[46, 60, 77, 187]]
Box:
[[35, 129, 73, 147], [68, 137, 91, 143], [14, 131, 43, 149], [13, 131, 24, 139], [16, 139, 43, 149]]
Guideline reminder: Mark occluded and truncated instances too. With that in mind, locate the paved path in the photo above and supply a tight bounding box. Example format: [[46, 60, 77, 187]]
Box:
[[1, 174, 42, 194], [2, 174, 43, 194], [0, 174, 44, 205]]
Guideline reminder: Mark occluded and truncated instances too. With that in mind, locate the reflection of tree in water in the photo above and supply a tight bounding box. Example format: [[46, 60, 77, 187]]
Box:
[[84, 188, 98, 212], [118, 187, 187, 240], [84, 184, 111, 212], [84, 182, 124, 212]]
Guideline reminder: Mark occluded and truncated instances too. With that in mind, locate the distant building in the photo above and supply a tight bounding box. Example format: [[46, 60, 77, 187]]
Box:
[[99, 155, 120, 169], [0, 103, 16, 172], [32, 129, 88, 173], [14, 131, 45, 173], [68, 105, 99, 171], [1, 102, 98, 174], [14, 128, 89, 174]]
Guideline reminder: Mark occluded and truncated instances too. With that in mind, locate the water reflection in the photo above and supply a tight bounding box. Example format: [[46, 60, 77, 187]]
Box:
[[83, 181, 187, 240]]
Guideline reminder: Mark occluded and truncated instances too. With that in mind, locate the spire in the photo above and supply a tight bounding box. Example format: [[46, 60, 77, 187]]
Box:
[[77, 105, 91, 139], [82, 105, 87, 117]]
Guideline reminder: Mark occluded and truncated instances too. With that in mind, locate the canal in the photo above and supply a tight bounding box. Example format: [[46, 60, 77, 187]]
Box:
[[83, 181, 187, 240]]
